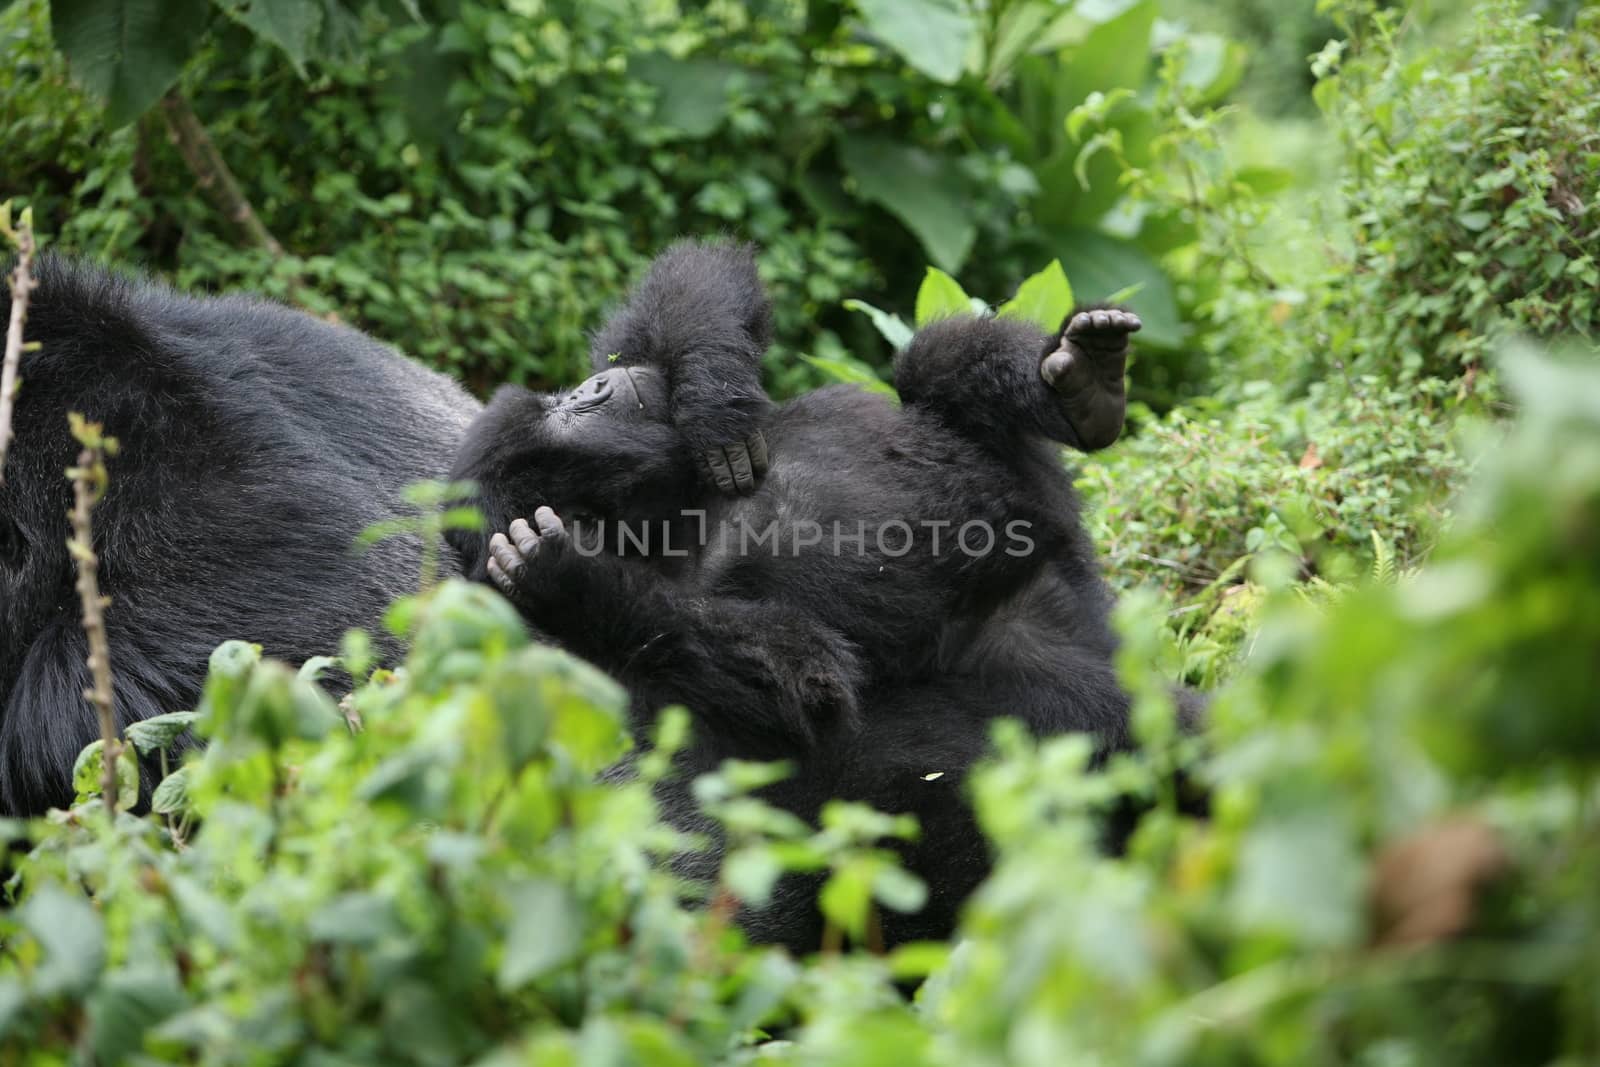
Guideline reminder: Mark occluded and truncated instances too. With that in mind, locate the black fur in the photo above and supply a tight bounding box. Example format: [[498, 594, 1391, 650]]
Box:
[[588, 239, 773, 458], [451, 241, 1195, 951], [0, 257, 480, 815]]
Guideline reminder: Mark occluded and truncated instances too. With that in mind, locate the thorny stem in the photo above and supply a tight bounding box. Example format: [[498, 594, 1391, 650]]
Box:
[[69, 435, 120, 811], [0, 209, 36, 484]]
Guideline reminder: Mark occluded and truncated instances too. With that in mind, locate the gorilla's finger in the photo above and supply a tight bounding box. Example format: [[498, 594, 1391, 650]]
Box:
[[533, 505, 566, 540], [486, 556, 516, 597], [1118, 311, 1142, 333], [508, 518, 540, 557], [725, 442, 757, 494], [1041, 350, 1075, 388], [703, 448, 737, 494], [1091, 310, 1111, 331], [489, 533, 525, 578], [747, 430, 770, 479]]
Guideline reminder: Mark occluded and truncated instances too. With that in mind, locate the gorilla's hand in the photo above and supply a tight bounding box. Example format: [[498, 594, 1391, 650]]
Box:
[[697, 429, 770, 496], [487, 506, 576, 612], [1040, 308, 1139, 452]]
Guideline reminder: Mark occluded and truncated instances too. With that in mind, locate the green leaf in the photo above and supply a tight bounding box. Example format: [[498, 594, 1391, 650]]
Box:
[[498, 880, 581, 990], [839, 135, 977, 271], [72, 738, 140, 810], [19, 884, 105, 997], [801, 354, 899, 398], [914, 267, 971, 326], [220, 0, 323, 75], [125, 710, 199, 755], [854, 0, 977, 84], [1231, 809, 1364, 948], [1174, 33, 1246, 104], [50, 0, 211, 126], [1047, 227, 1183, 348], [840, 299, 914, 351], [631, 54, 753, 138], [87, 967, 186, 1065], [997, 260, 1075, 330], [150, 766, 192, 815], [872, 863, 928, 914]]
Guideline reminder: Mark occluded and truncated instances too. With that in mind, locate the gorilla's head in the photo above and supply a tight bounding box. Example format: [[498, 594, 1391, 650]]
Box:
[[446, 364, 700, 577]]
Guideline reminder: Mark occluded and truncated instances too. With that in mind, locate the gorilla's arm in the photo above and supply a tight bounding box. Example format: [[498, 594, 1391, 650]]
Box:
[[487, 509, 863, 754], [894, 308, 1139, 452], [588, 240, 774, 494]]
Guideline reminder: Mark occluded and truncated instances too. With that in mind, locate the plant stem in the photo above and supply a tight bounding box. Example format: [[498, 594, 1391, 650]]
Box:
[[0, 211, 36, 484], [159, 89, 285, 257], [70, 439, 120, 811]]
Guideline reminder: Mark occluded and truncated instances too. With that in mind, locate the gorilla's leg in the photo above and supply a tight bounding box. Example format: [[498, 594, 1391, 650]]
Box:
[[892, 308, 1139, 453]]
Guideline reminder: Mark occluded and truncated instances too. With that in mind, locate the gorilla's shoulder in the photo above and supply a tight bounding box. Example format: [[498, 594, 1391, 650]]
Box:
[[9, 253, 477, 429]]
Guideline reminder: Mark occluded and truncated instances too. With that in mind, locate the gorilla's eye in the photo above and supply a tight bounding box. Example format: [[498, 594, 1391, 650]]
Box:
[[0, 516, 25, 567]]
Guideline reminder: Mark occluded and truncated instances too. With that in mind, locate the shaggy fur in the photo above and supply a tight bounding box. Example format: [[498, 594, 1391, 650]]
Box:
[[0, 257, 480, 815], [451, 241, 1191, 951]]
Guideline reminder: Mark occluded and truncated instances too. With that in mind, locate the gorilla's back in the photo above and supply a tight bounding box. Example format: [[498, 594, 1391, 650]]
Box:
[[0, 256, 481, 814]]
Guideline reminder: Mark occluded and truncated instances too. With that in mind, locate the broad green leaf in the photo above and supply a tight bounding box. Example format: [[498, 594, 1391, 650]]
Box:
[[1231, 809, 1364, 948], [72, 738, 140, 810], [87, 967, 186, 1065], [219, 0, 322, 75], [854, 0, 977, 84], [872, 863, 928, 913], [631, 54, 753, 138], [1175, 32, 1246, 104], [998, 260, 1074, 330], [126, 710, 198, 755], [19, 885, 105, 997], [498, 880, 581, 990], [818, 861, 873, 940], [50, 0, 211, 126], [1057, 0, 1157, 108], [839, 135, 976, 271], [802, 354, 899, 398], [985, 1, 1053, 87], [914, 267, 971, 326], [150, 766, 192, 815], [840, 298, 914, 350], [1047, 227, 1183, 348]]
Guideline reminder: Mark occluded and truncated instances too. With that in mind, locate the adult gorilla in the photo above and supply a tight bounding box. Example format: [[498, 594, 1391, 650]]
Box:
[[0, 257, 479, 815]]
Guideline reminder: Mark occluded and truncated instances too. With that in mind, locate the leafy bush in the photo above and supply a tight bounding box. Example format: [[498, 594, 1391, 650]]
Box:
[[2, 343, 1597, 1063], [2, 0, 1232, 395], [1314, 0, 1600, 376]]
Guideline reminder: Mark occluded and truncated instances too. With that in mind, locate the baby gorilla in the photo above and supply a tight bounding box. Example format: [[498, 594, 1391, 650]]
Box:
[[451, 241, 1170, 949]]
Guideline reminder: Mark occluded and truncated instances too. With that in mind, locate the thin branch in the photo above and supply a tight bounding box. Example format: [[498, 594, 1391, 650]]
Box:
[[0, 205, 37, 485], [66, 416, 121, 812], [158, 89, 285, 258]]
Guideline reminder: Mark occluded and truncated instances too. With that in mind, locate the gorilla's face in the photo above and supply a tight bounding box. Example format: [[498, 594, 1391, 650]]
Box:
[[547, 366, 669, 436], [527, 365, 696, 523]]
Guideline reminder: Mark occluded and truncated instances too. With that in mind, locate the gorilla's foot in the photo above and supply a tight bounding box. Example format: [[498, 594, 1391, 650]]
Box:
[[1040, 308, 1138, 451]]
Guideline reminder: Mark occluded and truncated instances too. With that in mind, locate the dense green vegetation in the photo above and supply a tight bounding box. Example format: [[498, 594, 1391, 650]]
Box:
[[3, 0, 1599, 1061]]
